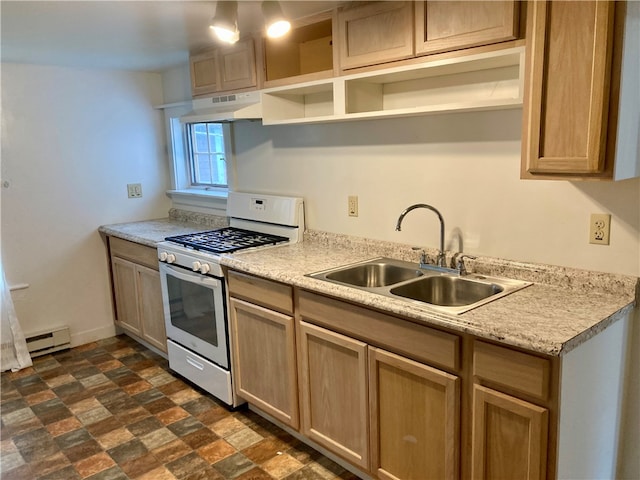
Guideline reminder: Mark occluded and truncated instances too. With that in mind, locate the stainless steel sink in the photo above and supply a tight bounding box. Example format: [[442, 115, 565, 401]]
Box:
[[390, 275, 503, 306], [307, 257, 531, 314], [325, 262, 423, 287]]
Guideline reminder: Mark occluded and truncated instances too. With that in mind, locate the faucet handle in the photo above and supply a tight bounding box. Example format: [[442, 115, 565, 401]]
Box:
[[453, 253, 477, 275], [412, 247, 429, 267]]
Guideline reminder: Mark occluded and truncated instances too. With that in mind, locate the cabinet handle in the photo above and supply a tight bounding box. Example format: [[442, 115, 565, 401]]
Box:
[[186, 357, 204, 371]]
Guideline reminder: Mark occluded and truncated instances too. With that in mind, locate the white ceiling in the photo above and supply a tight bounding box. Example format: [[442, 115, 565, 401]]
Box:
[[0, 1, 340, 72]]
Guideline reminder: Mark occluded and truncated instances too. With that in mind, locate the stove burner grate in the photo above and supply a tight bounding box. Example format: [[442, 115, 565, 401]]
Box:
[[165, 227, 289, 254]]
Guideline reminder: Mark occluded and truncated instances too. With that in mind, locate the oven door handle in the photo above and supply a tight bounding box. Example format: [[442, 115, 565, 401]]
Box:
[[159, 262, 222, 289]]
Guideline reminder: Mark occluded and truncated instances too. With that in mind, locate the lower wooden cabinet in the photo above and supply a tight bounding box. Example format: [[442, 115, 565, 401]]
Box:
[[298, 321, 370, 469], [229, 297, 298, 428], [369, 347, 460, 480], [109, 237, 166, 353], [228, 276, 559, 479], [471, 385, 548, 480]]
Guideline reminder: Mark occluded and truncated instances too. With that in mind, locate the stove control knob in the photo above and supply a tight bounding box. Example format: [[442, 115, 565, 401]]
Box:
[[199, 263, 211, 274], [159, 251, 168, 262], [192, 261, 201, 272], [166, 253, 176, 264]]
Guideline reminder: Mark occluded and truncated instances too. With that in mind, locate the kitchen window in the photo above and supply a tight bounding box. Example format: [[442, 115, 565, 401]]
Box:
[[187, 122, 227, 188], [163, 106, 234, 211]]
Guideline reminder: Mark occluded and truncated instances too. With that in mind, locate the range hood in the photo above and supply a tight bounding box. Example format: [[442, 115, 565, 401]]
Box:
[[181, 91, 262, 123]]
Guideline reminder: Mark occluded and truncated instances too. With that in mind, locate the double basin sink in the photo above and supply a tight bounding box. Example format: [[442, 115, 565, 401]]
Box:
[[307, 257, 531, 314]]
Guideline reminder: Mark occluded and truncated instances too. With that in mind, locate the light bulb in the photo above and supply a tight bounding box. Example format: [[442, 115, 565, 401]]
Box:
[[266, 19, 291, 38]]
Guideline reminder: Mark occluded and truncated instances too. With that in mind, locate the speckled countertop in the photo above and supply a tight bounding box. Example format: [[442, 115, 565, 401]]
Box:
[[99, 217, 638, 357], [98, 209, 229, 247]]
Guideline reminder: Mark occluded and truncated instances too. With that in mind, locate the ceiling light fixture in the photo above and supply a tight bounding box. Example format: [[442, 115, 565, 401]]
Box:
[[210, 1, 240, 44], [262, 1, 291, 38]]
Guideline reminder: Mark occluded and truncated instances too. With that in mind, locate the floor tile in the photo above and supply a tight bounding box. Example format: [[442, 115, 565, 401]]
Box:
[[261, 452, 304, 479], [1, 335, 358, 480], [213, 452, 256, 479], [74, 451, 116, 477], [197, 438, 236, 464]]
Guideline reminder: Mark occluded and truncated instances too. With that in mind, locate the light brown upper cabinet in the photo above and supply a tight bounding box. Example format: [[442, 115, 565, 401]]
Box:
[[522, 1, 639, 180], [415, 1, 519, 56], [337, 1, 414, 70], [189, 37, 258, 97], [263, 10, 336, 88]]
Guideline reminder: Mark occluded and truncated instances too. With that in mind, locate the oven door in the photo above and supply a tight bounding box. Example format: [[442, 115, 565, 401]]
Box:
[[159, 262, 229, 370]]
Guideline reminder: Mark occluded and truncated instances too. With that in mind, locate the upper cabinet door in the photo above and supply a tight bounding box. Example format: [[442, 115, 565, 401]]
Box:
[[190, 50, 219, 97], [218, 38, 258, 92], [522, 1, 616, 176], [415, 1, 519, 56], [338, 1, 414, 70]]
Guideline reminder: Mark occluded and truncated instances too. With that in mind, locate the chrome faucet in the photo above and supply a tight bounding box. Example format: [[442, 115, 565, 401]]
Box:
[[395, 203, 446, 268]]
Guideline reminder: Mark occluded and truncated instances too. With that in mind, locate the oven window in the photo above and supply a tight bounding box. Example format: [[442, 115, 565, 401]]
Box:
[[166, 275, 219, 346]]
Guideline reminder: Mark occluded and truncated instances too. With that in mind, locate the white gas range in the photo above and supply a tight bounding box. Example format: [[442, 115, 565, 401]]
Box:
[[157, 192, 304, 407]]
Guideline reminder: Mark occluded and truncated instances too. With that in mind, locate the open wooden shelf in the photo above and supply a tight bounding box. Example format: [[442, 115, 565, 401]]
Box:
[[261, 46, 524, 125]]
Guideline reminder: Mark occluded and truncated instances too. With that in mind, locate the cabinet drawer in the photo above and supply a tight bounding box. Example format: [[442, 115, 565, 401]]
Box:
[[299, 290, 460, 371], [473, 341, 551, 401], [109, 236, 158, 270], [227, 271, 293, 315]]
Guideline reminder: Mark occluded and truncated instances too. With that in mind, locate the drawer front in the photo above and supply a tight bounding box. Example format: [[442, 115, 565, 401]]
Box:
[[299, 290, 460, 372], [167, 340, 233, 405], [473, 340, 551, 401], [227, 270, 293, 315], [109, 236, 158, 270]]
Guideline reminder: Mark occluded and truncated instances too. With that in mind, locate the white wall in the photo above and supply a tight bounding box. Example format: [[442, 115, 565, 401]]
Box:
[[1, 63, 171, 346], [232, 111, 640, 277]]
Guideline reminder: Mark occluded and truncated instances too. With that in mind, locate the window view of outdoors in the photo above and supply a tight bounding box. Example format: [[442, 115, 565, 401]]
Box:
[[189, 123, 227, 187]]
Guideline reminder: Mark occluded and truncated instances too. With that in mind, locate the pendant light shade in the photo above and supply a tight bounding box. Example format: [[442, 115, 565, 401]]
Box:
[[210, 1, 240, 44], [262, 1, 291, 38]]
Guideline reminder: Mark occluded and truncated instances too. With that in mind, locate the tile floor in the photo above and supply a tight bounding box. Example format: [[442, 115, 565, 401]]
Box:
[[0, 335, 359, 480]]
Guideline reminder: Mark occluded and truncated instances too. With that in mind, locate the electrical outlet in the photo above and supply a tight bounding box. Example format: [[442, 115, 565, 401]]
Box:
[[127, 183, 142, 198], [589, 213, 610, 245], [348, 195, 358, 217]]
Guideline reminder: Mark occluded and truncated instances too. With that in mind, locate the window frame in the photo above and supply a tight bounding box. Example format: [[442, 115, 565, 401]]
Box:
[[186, 122, 229, 189]]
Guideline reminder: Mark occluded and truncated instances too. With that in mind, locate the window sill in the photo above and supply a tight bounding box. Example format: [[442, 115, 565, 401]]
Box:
[[166, 189, 228, 214]]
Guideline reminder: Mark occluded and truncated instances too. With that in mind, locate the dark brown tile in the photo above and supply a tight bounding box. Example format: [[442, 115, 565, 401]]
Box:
[[65, 438, 104, 463], [158, 379, 189, 396], [143, 396, 176, 415], [31, 398, 73, 425], [181, 426, 219, 450], [127, 416, 164, 436], [114, 405, 149, 425], [52, 381, 85, 400], [127, 359, 157, 372], [85, 415, 122, 437], [183, 465, 225, 480], [13, 374, 49, 396], [197, 406, 233, 426]]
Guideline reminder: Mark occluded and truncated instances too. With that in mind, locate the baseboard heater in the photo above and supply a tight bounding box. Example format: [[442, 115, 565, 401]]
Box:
[[26, 326, 71, 357]]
